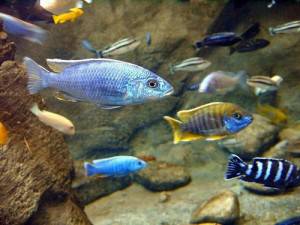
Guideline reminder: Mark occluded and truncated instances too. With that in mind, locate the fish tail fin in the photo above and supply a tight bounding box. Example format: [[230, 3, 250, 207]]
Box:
[[81, 40, 97, 53], [236, 70, 248, 90], [84, 162, 97, 176], [269, 27, 275, 36], [169, 64, 175, 75], [241, 22, 260, 40], [23, 57, 51, 94], [164, 116, 183, 144], [52, 15, 60, 24], [30, 103, 41, 116], [229, 47, 236, 55], [225, 154, 247, 180]]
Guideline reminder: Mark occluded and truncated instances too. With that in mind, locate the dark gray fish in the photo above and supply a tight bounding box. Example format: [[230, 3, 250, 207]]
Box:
[[230, 39, 270, 55], [225, 154, 300, 189]]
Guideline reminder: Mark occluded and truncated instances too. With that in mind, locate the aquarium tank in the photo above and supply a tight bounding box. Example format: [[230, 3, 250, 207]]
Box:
[[1, 0, 300, 225]]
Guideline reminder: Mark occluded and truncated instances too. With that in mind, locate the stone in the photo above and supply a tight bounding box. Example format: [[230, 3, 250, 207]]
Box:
[[279, 125, 300, 143], [134, 161, 191, 192], [219, 114, 279, 159], [190, 190, 240, 224], [72, 160, 132, 205], [262, 140, 289, 159]]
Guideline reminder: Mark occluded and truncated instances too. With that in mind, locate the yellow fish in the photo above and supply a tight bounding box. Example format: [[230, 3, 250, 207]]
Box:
[[0, 122, 8, 145], [52, 8, 83, 24], [164, 102, 253, 144], [257, 104, 287, 125]]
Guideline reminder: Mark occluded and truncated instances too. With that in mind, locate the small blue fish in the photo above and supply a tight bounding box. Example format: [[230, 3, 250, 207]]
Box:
[[84, 156, 147, 177], [24, 57, 174, 109], [275, 216, 300, 225], [145, 32, 151, 46], [0, 13, 47, 45], [194, 32, 241, 49], [225, 154, 300, 189]]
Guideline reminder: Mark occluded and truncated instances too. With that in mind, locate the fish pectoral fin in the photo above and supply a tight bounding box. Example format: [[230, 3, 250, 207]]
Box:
[[206, 135, 227, 141], [53, 91, 82, 102]]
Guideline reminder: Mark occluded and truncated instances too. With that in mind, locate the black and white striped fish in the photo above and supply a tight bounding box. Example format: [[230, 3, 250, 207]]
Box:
[[169, 57, 211, 74], [269, 20, 300, 36], [225, 154, 300, 189], [101, 38, 140, 57]]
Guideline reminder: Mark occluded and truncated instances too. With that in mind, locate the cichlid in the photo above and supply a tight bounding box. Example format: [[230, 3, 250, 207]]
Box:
[[0, 13, 47, 45], [164, 102, 253, 144], [256, 104, 287, 125], [40, 0, 92, 14], [195, 70, 247, 93], [269, 20, 300, 36], [246, 75, 283, 95], [229, 39, 270, 55], [101, 38, 141, 57], [24, 57, 174, 109], [225, 154, 300, 189], [275, 216, 300, 225], [169, 57, 211, 74], [52, 8, 83, 24], [0, 122, 8, 145], [30, 103, 75, 135], [84, 156, 147, 177]]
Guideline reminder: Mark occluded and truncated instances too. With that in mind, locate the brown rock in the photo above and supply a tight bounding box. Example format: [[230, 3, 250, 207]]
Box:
[[0, 30, 90, 225], [190, 190, 240, 224]]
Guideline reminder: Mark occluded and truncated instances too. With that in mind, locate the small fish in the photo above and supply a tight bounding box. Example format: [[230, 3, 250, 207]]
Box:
[[164, 102, 253, 144], [246, 75, 283, 95], [275, 216, 300, 225], [40, 0, 92, 14], [194, 23, 260, 49], [0, 122, 8, 145], [169, 57, 211, 74], [52, 8, 83, 24], [195, 70, 247, 93], [146, 32, 152, 46], [0, 13, 47, 45], [101, 38, 141, 57], [257, 104, 287, 125], [24, 57, 174, 109], [81, 40, 103, 58], [30, 103, 75, 135], [84, 156, 147, 177], [230, 39, 270, 55], [269, 20, 300, 36], [225, 154, 300, 189]]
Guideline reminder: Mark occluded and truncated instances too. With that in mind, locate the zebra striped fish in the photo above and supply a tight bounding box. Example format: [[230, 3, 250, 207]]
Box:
[[269, 20, 300, 36], [246, 75, 283, 95], [169, 57, 211, 74], [164, 102, 253, 144], [101, 38, 140, 57], [225, 154, 300, 189]]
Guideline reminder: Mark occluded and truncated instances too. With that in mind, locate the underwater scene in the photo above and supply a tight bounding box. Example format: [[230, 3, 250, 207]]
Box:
[[2, 0, 300, 225]]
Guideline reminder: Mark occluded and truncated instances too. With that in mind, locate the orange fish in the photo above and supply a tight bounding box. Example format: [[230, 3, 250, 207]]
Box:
[[0, 122, 8, 145]]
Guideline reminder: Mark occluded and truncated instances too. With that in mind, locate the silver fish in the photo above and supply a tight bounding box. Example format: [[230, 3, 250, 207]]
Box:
[[269, 20, 300, 36], [24, 57, 174, 109], [246, 75, 283, 95], [0, 13, 47, 45], [170, 57, 211, 74], [102, 38, 141, 57]]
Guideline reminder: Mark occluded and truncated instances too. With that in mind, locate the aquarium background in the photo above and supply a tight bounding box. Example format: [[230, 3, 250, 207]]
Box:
[[1, 0, 300, 225]]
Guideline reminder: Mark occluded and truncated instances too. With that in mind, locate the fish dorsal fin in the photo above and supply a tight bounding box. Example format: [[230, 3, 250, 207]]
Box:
[[177, 102, 224, 122], [46, 58, 116, 72], [92, 157, 116, 165]]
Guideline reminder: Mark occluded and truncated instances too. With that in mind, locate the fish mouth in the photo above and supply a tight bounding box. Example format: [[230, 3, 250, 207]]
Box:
[[164, 89, 174, 96]]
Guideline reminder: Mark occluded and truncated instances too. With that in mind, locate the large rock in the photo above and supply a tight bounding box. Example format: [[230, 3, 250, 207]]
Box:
[[190, 190, 240, 224], [134, 161, 191, 191], [72, 161, 132, 205], [219, 114, 279, 159], [0, 30, 91, 224]]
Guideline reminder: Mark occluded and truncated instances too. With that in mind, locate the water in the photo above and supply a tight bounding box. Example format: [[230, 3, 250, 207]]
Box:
[[1, 1, 300, 225]]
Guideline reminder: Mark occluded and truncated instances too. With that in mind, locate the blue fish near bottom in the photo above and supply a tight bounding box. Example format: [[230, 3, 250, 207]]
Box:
[[275, 216, 300, 225], [84, 156, 147, 177], [225, 154, 300, 189]]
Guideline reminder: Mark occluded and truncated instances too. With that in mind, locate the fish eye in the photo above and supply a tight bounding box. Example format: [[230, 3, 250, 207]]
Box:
[[232, 112, 242, 120], [138, 161, 143, 166], [147, 79, 158, 88]]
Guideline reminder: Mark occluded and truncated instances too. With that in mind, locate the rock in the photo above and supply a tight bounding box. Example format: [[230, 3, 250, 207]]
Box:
[[262, 140, 289, 159], [0, 29, 91, 224], [219, 114, 279, 159], [134, 161, 191, 192], [190, 190, 240, 224], [279, 125, 300, 143], [72, 160, 132, 205]]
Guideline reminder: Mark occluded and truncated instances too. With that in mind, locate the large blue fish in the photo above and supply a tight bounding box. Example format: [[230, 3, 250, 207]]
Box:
[[275, 216, 300, 225], [84, 156, 147, 177], [0, 13, 47, 45], [225, 154, 300, 189], [24, 57, 174, 109]]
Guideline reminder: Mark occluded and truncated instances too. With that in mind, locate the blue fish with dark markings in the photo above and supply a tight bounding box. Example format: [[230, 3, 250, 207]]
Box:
[[23, 57, 174, 109], [229, 38, 270, 55], [275, 216, 300, 225], [225, 154, 300, 189], [84, 156, 147, 177]]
